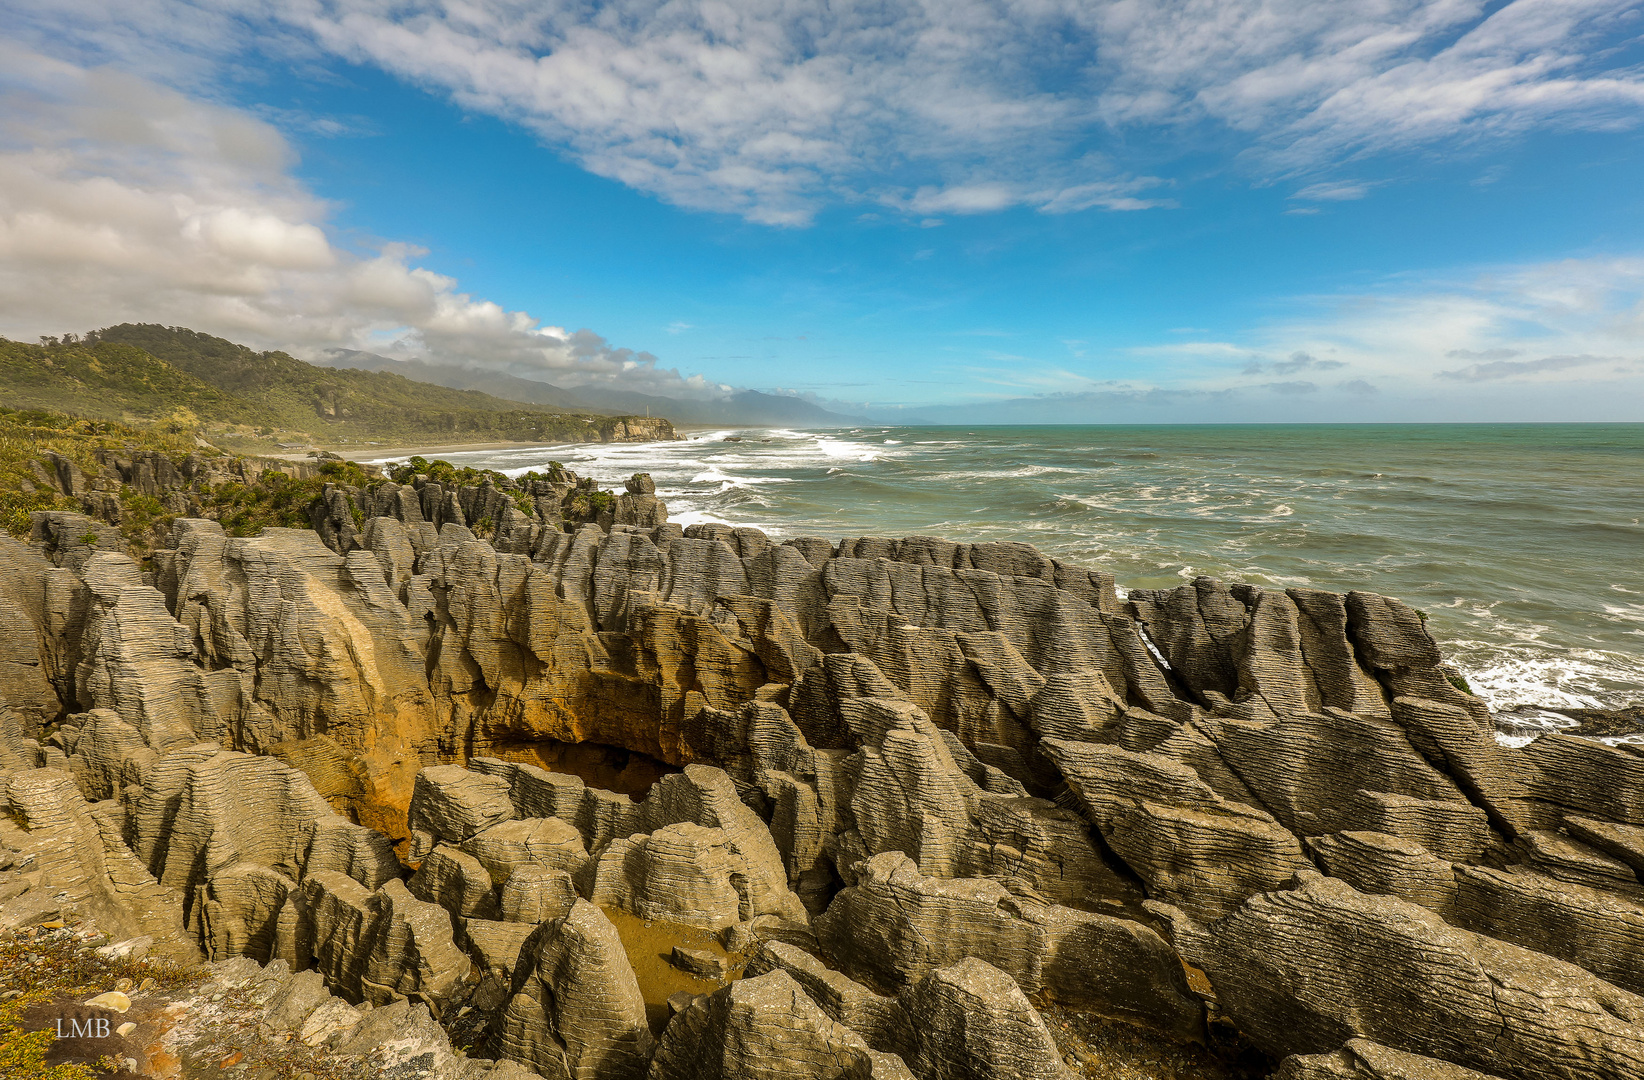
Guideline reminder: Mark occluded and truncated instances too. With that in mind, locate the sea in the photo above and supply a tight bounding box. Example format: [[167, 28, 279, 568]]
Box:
[[375, 424, 1644, 736]]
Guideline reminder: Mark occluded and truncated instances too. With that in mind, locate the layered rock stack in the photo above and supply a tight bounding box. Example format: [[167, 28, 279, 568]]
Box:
[[2, 470, 1643, 1079]]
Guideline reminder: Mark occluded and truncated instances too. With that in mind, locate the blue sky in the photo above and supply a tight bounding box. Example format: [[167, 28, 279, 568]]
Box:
[[3, 0, 1644, 421]]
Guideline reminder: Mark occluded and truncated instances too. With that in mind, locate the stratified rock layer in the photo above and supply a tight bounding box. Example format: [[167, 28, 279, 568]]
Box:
[[4, 488, 1644, 1080]]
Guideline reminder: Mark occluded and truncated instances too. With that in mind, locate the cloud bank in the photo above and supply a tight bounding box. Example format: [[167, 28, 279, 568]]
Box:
[[0, 45, 713, 396], [930, 252, 1644, 419], [8, 0, 1644, 225]]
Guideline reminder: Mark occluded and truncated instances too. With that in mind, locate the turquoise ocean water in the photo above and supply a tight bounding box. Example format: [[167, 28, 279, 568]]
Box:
[[379, 424, 1644, 718]]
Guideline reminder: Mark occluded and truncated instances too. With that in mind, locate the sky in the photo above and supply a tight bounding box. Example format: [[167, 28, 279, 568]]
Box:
[[2, 1, 1644, 422]]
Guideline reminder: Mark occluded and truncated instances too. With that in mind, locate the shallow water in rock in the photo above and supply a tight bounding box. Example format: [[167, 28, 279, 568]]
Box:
[[381, 423, 1644, 719], [600, 907, 738, 1032]]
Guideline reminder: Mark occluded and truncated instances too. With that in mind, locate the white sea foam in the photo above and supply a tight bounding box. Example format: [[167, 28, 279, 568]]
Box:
[[814, 437, 881, 461], [1455, 644, 1644, 712]]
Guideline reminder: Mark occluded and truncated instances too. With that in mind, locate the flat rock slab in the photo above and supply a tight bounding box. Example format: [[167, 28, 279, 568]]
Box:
[[670, 945, 729, 979]]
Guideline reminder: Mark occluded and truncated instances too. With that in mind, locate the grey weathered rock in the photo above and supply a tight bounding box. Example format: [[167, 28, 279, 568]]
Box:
[[500, 864, 579, 924], [1305, 831, 1458, 917], [1274, 1039, 1507, 1079], [1451, 863, 1644, 995], [298, 814, 402, 890], [633, 765, 808, 925], [409, 843, 500, 919], [409, 766, 516, 852], [298, 870, 468, 1010], [743, 940, 912, 1058], [816, 851, 1048, 993], [498, 898, 653, 1079], [1513, 827, 1641, 894], [1042, 737, 1310, 921], [648, 969, 913, 1080], [2, 766, 198, 960], [199, 860, 300, 962], [670, 945, 728, 979], [899, 957, 1072, 1080], [1565, 814, 1644, 881], [14, 475, 1644, 1080], [1039, 905, 1203, 1040], [460, 816, 588, 884], [1153, 871, 1644, 1080], [459, 917, 538, 980], [585, 823, 748, 929]]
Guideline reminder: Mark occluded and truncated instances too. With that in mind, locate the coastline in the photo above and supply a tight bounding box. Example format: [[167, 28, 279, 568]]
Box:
[[324, 426, 775, 462], [5, 450, 1644, 1080]]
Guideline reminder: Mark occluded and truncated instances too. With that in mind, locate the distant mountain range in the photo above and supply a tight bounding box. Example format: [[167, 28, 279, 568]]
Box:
[[317, 349, 869, 428]]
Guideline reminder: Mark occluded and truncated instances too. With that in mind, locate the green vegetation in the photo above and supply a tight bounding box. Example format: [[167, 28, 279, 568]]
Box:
[[2, 326, 671, 452], [0, 405, 381, 547], [0, 401, 615, 554], [386, 455, 538, 517], [0, 406, 199, 537], [0, 924, 206, 1080], [384, 455, 512, 488], [564, 485, 616, 520], [209, 463, 369, 538], [1447, 672, 1475, 697], [0, 335, 256, 427], [77, 324, 656, 447], [0, 325, 664, 549]]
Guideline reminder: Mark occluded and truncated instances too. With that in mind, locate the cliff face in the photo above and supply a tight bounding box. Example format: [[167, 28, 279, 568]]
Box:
[[2, 475, 1643, 1080]]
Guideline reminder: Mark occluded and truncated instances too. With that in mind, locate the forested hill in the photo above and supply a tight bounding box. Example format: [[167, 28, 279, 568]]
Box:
[[0, 324, 675, 447]]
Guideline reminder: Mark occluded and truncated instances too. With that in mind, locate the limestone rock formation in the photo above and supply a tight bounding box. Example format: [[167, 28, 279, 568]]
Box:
[[900, 958, 1072, 1080], [648, 969, 913, 1080], [1273, 1040, 1507, 1079], [1041, 737, 1310, 921], [9, 466, 1644, 1080], [813, 850, 1202, 1040], [411, 765, 517, 855], [742, 940, 913, 1059], [461, 816, 589, 885], [1, 766, 197, 959], [498, 899, 654, 1079], [816, 851, 1050, 992], [1153, 871, 1644, 1080], [499, 864, 579, 924], [584, 822, 748, 928], [410, 843, 502, 919]]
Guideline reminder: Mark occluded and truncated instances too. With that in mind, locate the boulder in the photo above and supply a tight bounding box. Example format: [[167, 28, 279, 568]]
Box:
[[584, 822, 746, 929], [816, 852, 1048, 992], [1274, 1039, 1508, 1079], [408, 766, 515, 852], [743, 940, 912, 1058], [497, 899, 653, 1079], [500, 864, 579, 924], [460, 816, 588, 884], [408, 843, 499, 919], [899, 957, 1072, 1080], [648, 969, 913, 1080]]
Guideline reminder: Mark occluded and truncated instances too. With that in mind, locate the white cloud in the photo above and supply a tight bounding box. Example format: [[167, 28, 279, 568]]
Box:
[[1292, 180, 1372, 201], [0, 45, 712, 396], [1157, 254, 1644, 399], [11, 0, 1641, 224]]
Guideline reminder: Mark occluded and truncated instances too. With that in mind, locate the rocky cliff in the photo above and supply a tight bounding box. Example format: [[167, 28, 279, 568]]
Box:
[[2, 471, 1642, 1080]]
